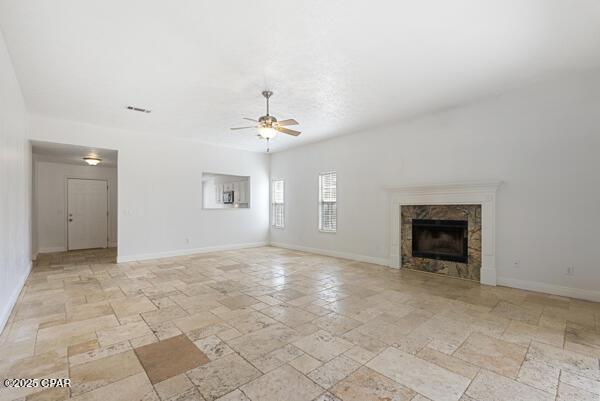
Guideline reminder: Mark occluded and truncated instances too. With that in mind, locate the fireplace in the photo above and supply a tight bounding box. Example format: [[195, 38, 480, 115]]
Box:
[[411, 219, 468, 263]]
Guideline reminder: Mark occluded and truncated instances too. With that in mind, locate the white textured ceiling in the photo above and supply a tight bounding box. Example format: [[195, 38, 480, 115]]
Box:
[[32, 140, 118, 168], [2, 0, 600, 152]]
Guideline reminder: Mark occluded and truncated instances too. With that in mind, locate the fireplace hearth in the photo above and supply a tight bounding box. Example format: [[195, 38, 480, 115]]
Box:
[[411, 219, 468, 263]]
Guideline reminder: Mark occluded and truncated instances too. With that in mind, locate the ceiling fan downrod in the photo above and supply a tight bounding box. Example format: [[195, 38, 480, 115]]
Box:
[[262, 90, 273, 116]]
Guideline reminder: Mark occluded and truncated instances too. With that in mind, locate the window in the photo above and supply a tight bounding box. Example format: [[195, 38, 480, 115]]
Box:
[[272, 180, 285, 228], [319, 172, 337, 232]]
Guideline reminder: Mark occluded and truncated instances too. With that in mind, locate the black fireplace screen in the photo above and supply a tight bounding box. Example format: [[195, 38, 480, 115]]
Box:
[[411, 219, 468, 263]]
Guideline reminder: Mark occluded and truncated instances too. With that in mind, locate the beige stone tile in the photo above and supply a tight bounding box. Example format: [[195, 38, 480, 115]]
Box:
[[524, 293, 570, 310], [187, 353, 261, 401], [566, 324, 600, 356], [251, 344, 304, 373], [330, 366, 416, 401], [366, 347, 470, 401], [129, 333, 159, 348], [70, 350, 144, 396], [150, 321, 183, 341], [14, 303, 66, 322], [289, 353, 322, 374], [193, 335, 233, 360], [67, 339, 100, 357], [218, 294, 259, 309], [223, 310, 277, 334], [141, 305, 188, 326], [501, 320, 564, 347], [560, 370, 600, 396], [313, 313, 362, 336], [0, 338, 35, 363], [173, 312, 222, 333], [353, 318, 419, 347], [466, 370, 554, 401], [153, 374, 194, 401], [66, 301, 113, 322], [527, 341, 600, 380], [293, 330, 353, 362], [491, 301, 542, 325], [217, 328, 242, 341], [97, 320, 153, 347], [313, 393, 342, 401], [11, 247, 600, 401], [69, 372, 158, 401], [417, 347, 480, 379], [6, 351, 67, 378], [69, 340, 132, 366], [409, 314, 473, 354], [186, 323, 232, 341], [453, 332, 527, 378], [227, 323, 299, 360], [118, 313, 143, 324], [110, 295, 157, 319], [214, 389, 250, 401], [261, 304, 317, 327], [343, 345, 376, 364], [516, 358, 560, 395], [25, 387, 69, 401], [240, 364, 323, 401], [393, 333, 432, 355], [342, 329, 388, 354], [557, 383, 597, 401], [35, 315, 118, 354], [307, 355, 361, 389]]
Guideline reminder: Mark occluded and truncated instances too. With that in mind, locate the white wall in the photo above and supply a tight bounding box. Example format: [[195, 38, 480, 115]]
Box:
[[28, 115, 270, 262], [0, 30, 30, 332], [270, 71, 600, 301], [34, 160, 118, 253]]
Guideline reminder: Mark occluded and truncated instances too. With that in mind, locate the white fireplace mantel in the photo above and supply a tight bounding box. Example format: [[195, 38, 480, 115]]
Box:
[[384, 180, 503, 286]]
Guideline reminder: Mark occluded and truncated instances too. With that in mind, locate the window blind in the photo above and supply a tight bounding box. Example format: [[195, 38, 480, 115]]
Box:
[[319, 172, 337, 232], [272, 180, 285, 228]]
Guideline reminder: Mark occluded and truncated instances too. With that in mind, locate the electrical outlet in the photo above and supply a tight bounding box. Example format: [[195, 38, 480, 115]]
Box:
[[513, 261, 520, 268], [566, 266, 575, 276]]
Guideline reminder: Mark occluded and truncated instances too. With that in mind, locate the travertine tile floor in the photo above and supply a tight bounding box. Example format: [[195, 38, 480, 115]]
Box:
[[1, 246, 599, 401]]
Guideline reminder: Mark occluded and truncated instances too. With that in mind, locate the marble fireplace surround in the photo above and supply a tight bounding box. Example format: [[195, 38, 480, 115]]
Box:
[[385, 181, 502, 286]]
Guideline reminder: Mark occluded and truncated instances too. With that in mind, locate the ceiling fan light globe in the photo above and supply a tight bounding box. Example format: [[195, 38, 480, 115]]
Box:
[[258, 126, 277, 139]]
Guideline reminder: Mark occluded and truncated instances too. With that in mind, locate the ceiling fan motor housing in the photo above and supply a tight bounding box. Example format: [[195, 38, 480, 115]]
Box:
[[258, 115, 277, 125]]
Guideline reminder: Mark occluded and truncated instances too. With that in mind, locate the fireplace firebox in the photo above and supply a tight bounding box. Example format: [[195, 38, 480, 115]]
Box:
[[411, 219, 468, 263]]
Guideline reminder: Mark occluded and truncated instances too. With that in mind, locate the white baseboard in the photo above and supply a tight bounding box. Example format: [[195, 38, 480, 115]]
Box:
[[116, 242, 269, 263], [497, 276, 600, 303], [37, 246, 66, 254], [0, 262, 32, 334], [270, 242, 389, 266]]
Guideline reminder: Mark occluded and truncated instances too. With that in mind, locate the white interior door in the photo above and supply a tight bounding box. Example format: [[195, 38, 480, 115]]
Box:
[[67, 179, 108, 250]]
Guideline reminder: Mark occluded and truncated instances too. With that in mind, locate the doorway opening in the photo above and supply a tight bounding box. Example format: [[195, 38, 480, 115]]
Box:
[[31, 141, 118, 263]]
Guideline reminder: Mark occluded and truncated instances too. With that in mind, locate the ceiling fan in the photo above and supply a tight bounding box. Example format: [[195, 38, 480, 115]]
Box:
[[231, 91, 301, 152]]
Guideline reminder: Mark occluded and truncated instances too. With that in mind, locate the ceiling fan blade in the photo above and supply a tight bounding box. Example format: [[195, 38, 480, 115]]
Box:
[[276, 119, 299, 126], [230, 126, 256, 130], [243, 117, 258, 122], [276, 127, 301, 136]]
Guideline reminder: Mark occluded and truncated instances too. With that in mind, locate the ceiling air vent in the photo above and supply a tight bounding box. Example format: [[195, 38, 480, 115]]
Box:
[[126, 106, 151, 113]]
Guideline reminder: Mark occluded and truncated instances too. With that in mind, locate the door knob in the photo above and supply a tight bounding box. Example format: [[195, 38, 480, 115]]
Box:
[[69, 218, 73, 222]]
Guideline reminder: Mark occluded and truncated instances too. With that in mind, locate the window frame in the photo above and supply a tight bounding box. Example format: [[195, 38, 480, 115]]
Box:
[[318, 171, 337, 233], [271, 179, 285, 229]]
